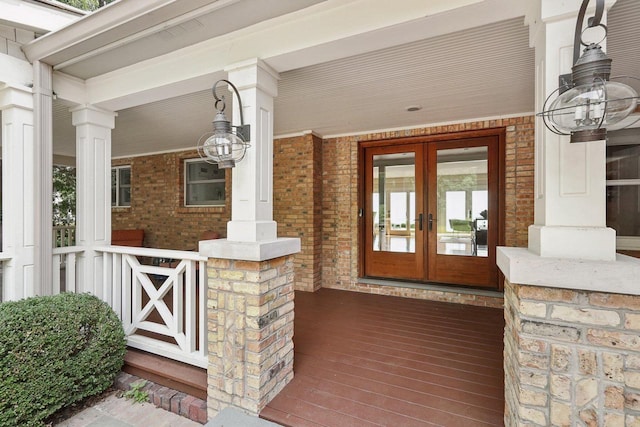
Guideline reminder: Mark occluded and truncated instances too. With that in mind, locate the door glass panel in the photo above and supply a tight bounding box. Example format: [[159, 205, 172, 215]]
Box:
[[436, 147, 488, 257], [372, 153, 416, 253]]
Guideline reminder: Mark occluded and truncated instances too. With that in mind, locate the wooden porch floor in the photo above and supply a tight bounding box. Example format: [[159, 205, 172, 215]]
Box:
[[261, 288, 505, 427]]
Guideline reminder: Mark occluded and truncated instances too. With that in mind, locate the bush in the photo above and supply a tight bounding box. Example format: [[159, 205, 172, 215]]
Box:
[[0, 293, 126, 427]]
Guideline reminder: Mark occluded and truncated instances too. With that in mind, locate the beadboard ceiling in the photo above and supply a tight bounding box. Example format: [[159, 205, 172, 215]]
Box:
[[46, 0, 640, 159]]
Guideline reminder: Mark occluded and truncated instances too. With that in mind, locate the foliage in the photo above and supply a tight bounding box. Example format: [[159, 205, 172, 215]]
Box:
[[55, 0, 115, 12], [53, 165, 76, 226], [0, 293, 127, 427], [123, 380, 149, 403]]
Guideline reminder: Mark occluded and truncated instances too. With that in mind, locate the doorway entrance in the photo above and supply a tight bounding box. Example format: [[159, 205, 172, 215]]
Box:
[[361, 129, 504, 289]]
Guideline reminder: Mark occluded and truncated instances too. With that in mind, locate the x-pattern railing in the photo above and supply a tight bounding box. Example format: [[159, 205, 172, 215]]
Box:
[[97, 246, 208, 368]]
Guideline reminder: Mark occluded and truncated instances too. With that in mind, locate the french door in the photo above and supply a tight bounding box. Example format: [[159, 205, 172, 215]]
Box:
[[362, 132, 502, 288]]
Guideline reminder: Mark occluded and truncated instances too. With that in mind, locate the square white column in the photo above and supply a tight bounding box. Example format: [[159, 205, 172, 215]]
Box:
[[200, 60, 300, 262], [71, 105, 116, 297], [0, 84, 36, 300], [225, 59, 279, 243], [528, 0, 618, 261]]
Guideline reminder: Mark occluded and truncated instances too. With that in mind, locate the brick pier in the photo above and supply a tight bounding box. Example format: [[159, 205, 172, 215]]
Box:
[[504, 279, 640, 426], [205, 255, 295, 419]]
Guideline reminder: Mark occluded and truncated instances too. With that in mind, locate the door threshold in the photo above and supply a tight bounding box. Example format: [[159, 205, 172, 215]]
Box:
[[358, 277, 504, 298]]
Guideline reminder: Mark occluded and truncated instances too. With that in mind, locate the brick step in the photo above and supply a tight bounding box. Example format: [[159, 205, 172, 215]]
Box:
[[123, 348, 207, 400], [115, 371, 208, 424]]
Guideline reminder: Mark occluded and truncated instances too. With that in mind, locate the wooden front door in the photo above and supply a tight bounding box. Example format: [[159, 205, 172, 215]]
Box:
[[362, 130, 503, 288], [363, 144, 425, 280]]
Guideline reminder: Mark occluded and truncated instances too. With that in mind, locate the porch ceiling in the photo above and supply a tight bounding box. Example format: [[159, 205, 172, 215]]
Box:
[[44, 0, 640, 159]]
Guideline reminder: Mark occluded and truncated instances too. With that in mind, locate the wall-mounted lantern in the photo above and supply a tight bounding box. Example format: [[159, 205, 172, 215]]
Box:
[[198, 79, 251, 168], [538, 0, 639, 143]]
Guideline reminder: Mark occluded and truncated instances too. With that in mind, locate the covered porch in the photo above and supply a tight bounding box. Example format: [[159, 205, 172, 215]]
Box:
[[263, 288, 504, 426], [2, 0, 640, 425]]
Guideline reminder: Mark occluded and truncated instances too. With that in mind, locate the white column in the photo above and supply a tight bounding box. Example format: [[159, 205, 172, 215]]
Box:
[[0, 83, 36, 300], [72, 105, 116, 296], [226, 59, 279, 242], [200, 59, 300, 262], [528, 0, 617, 261], [33, 60, 54, 295]]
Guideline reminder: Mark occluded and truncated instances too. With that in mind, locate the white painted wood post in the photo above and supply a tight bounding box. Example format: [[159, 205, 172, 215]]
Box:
[[72, 105, 116, 297], [0, 84, 36, 300], [527, 0, 618, 260], [33, 60, 54, 295], [225, 59, 279, 243]]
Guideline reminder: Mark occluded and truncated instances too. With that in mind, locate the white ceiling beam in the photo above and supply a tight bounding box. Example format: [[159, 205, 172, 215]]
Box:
[[84, 0, 503, 110]]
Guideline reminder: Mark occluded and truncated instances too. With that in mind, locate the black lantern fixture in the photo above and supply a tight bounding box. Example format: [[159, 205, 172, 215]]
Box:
[[538, 0, 639, 143], [198, 79, 251, 168]]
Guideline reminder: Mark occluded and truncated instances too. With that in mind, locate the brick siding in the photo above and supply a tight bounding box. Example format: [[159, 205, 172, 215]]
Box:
[[112, 116, 535, 304], [112, 150, 230, 250], [273, 133, 323, 292]]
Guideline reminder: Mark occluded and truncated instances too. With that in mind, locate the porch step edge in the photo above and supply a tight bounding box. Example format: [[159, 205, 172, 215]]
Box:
[[123, 348, 207, 399]]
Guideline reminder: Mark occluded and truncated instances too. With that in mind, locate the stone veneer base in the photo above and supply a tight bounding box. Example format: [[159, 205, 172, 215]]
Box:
[[205, 254, 296, 420]]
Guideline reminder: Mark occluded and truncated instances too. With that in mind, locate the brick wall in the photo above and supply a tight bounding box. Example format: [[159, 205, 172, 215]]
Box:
[[321, 116, 535, 299], [504, 279, 640, 426], [112, 150, 230, 250], [113, 116, 535, 303], [0, 24, 36, 60], [273, 134, 323, 292]]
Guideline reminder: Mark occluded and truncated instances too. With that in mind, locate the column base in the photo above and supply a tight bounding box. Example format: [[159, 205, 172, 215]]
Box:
[[497, 246, 640, 296], [227, 221, 277, 243], [199, 237, 300, 262], [528, 225, 616, 261]]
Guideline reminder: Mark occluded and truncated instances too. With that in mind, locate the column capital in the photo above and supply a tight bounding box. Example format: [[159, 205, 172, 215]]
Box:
[[225, 58, 279, 98], [0, 83, 33, 111], [71, 104, 117, 129]]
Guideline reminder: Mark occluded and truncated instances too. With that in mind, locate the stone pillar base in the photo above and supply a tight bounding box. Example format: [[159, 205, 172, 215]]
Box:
[[206, 255, 295, 419]]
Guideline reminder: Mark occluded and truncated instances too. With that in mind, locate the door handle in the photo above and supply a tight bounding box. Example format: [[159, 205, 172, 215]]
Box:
[[428, 213, 434, 231], [418, 213, 423, 231]]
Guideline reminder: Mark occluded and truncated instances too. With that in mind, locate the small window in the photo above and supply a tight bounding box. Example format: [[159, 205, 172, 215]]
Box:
[[112, 166, 131, 207], [184, 160, 225, 206], [607, 127, 640, 250]]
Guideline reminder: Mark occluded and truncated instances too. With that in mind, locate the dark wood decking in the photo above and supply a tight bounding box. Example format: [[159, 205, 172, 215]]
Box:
[[261, 288, 505, 427]]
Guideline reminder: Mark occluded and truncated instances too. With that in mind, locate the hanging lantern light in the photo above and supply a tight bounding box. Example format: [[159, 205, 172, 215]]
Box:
[[198, 79, 250, 168], [538, 0, 639, 143]]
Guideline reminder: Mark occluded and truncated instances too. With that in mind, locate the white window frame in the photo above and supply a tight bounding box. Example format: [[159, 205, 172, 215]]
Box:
[[112, 165, 131, 207], [184, 159, 226, 207], [606, 123, 640, 250]]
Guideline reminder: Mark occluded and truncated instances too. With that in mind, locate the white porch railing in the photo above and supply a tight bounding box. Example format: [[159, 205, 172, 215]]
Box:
[[52, 246, 83, 294], [96, 246, 208, 368], [53, 225, 76, 248]]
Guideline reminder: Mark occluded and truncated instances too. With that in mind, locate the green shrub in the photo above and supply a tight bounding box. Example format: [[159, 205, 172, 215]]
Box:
[[0, 293, 127, 427]]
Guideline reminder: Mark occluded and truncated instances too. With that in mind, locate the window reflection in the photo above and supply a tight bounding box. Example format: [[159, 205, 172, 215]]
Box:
[[436, 147, 488, 257], [372, 153, 415, 253]]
